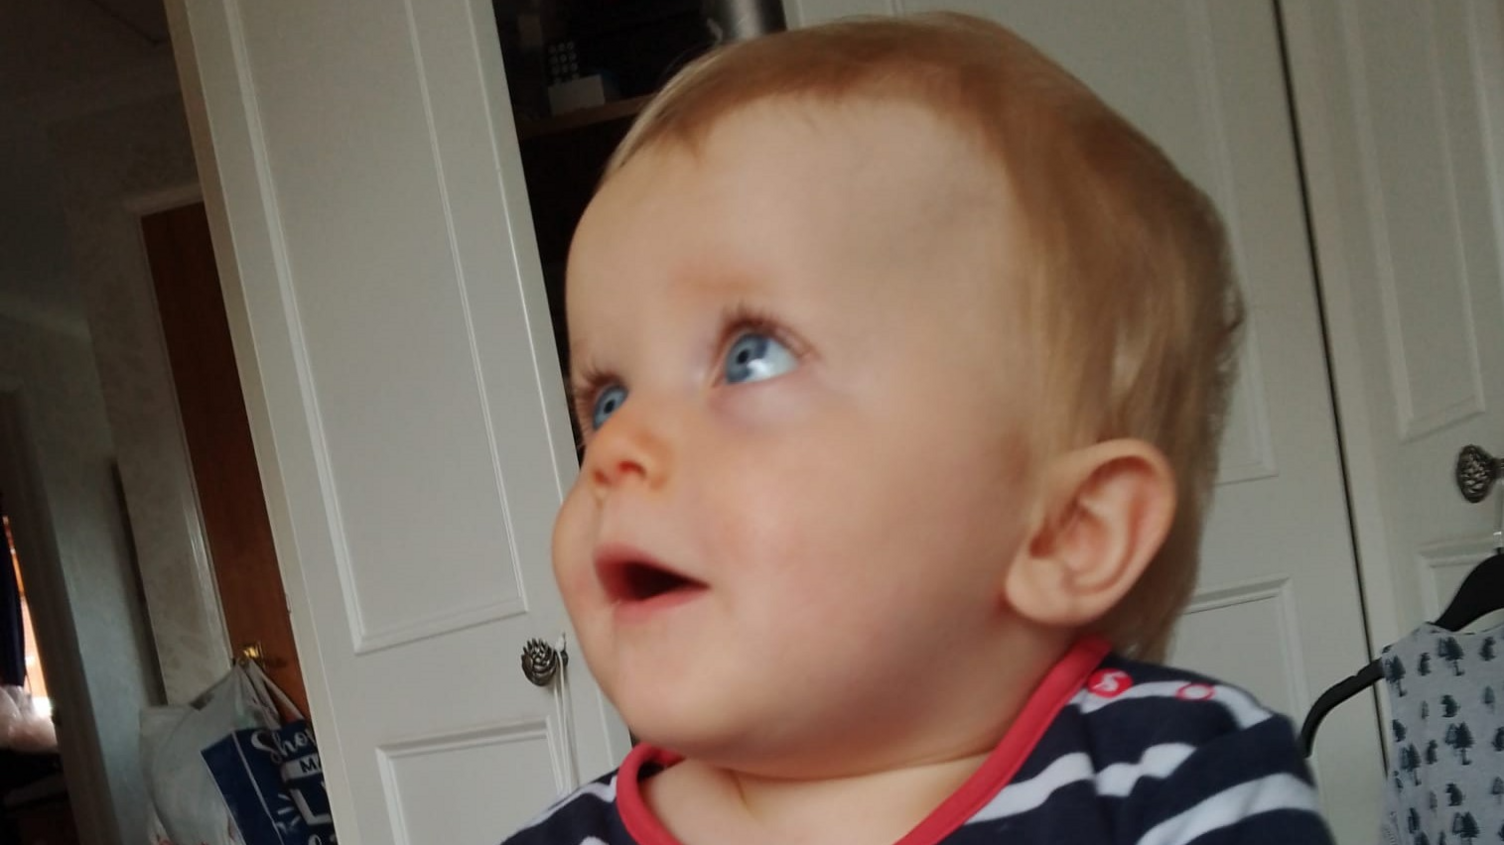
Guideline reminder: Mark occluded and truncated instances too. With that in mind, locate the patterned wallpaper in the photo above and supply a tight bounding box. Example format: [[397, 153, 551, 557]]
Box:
[[50, 93, 232, 706]]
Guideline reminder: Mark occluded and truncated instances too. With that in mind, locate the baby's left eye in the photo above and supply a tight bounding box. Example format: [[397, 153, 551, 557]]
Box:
[[724, 332, 798, 385]]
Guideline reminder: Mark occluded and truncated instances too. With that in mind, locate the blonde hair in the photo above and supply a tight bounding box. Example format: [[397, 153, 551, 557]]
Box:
[[600, 13, 1243, 660]]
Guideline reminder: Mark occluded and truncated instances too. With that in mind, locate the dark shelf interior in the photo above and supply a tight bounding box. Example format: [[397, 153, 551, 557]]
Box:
[[493, 0, 719, 451], [516, 95, 652, 141]]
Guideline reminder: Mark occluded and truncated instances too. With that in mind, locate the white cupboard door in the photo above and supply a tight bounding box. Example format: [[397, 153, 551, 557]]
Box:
[[166, 0, 630, 842], [788, 1, 1384, 840], [1289, 0, 1504, 724]]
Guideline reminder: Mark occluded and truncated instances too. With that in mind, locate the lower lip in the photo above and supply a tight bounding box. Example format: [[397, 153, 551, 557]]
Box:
[[611, 587, 707, 624]]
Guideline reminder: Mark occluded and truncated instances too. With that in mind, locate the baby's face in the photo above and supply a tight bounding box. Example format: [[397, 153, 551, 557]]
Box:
[[555, 98, 1043, 771]]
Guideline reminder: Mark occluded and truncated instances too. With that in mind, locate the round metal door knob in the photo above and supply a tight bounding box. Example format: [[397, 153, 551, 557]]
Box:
[[521, 638, 568, 687], [1456, 445, 1503, 504]]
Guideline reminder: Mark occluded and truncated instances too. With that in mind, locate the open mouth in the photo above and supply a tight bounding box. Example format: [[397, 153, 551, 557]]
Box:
[[616, 562, 700, 601], [596, 550, 707, 605]]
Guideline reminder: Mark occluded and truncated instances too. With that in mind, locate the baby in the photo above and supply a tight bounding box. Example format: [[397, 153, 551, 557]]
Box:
[[509, 12, 1333, 845]]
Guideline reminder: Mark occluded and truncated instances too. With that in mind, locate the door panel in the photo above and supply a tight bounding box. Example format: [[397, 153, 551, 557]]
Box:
[[1298, 0, 1504, 633], [1288, 0, 1504, 793]]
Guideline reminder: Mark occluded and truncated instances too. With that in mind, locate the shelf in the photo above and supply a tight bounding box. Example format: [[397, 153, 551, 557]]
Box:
[[516, 95, 654, 141]]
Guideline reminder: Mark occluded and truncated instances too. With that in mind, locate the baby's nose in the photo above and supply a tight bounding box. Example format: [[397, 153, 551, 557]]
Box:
[[581, 405, 674, 497]]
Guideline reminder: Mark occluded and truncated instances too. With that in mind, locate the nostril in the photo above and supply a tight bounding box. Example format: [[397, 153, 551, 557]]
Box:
[[588, 451, 651, 490], [590, 458, 645, 491]]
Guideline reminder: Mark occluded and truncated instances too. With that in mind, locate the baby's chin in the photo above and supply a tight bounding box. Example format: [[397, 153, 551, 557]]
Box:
[[617, 695, 745, 752], [597, 650, 900, 775], [616, 692, 786, 763], [618, 700, 880, 779]]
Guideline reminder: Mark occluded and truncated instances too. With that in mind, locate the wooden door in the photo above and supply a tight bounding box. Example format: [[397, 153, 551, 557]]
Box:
[[141, 201, 307, 714]]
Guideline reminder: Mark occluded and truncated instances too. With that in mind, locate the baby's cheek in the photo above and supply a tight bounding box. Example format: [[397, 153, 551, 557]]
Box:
[[550, 490, 593, 595]]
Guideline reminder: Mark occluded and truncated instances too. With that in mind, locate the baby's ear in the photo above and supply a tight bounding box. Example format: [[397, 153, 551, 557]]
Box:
[[1003, 440, 1176, 629]]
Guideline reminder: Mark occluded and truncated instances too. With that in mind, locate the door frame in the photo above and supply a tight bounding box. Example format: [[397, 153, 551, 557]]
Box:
[[137, 196, 310, 712], [121, 185, 235, 692], [1278, 0, 1401, 668], [0, 386, 115, 845]]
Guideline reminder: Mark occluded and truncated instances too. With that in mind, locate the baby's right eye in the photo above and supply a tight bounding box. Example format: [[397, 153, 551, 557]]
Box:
[[591, 384, 628, 430]]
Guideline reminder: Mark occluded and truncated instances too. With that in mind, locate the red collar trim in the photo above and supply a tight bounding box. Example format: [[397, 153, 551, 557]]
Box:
[[618, 745, 684, 845], [617, 637, 1111, 845]]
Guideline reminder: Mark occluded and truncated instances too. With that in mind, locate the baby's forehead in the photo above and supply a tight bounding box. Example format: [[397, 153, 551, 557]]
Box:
[[585, 104, 1009, 263], [610, 96, 1016, 232], [700, 94, 997, 174], [569, 96, 1031, 347]]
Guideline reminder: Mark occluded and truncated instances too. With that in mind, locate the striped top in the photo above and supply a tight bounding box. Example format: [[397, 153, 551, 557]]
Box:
[[503, 638, 1333, 845]]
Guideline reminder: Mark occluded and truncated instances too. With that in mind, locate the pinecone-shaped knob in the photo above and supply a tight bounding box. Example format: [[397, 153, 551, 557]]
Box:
[[521, 638, 567, 687], [1456, 445, 1502, 504]]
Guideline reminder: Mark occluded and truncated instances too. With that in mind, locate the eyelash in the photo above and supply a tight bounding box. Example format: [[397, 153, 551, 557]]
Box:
[[569, 305, 805, 436], [569, 364, 616, 435]]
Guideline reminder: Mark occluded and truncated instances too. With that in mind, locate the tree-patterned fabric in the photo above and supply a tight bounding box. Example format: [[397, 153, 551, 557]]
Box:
[[1380, 622, 1504, 845]]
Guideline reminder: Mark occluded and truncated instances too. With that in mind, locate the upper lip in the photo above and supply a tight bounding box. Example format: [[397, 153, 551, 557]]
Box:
[[593, 543, 706, 602]]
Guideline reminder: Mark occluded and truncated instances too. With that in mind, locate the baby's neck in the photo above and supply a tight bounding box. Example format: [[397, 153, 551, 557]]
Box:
[[640, 629, 1077, 845], [646, 747, 995, 845]]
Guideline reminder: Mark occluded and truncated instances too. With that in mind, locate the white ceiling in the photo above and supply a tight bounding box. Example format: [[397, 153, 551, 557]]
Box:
[[0, 0, 174, 335]]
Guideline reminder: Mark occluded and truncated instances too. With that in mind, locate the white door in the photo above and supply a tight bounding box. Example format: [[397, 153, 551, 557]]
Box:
[[164, 1, 629, 843], [1287, 0, 1504, 728], [788, 1, 1385, 840]]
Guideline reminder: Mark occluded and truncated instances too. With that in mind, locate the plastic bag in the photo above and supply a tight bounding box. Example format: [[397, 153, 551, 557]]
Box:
[[0, 684, 57, 752], [202, 661, 336, 844], [140, 665, 281, 845]]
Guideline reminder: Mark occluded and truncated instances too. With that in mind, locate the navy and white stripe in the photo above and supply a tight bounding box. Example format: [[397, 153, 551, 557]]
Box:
[[507, 770, 628, 845], [502, 651, 1333, 845]]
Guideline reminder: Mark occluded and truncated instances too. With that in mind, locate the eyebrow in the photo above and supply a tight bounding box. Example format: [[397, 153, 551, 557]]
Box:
[[561, 259, 781, 376]]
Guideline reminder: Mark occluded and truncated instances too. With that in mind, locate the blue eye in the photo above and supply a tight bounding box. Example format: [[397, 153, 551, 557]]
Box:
[[724, 332, 797, 385], [591, 384, 628, 429]]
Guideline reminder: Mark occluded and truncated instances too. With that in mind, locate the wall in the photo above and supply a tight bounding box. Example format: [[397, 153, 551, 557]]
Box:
[[50, 92, 233, 705], [0, 314, 155, 845], [0, 7, 233, 838], [0, 121, 87, 337], [2, 0, 230, 706]]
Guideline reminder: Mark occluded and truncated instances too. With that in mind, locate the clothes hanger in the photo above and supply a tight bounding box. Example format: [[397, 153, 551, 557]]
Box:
[[1298, 445, 1504, 757]]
